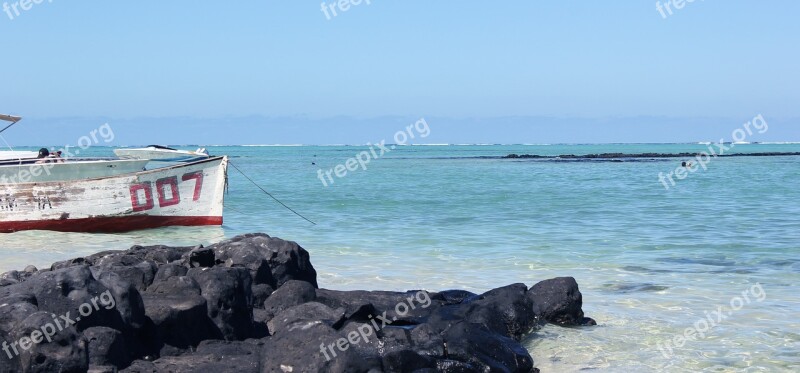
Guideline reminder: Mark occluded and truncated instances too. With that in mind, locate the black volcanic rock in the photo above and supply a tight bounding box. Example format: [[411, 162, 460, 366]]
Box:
[[315, 289, 439, 325], [186, 246, 216, 269], [262, 279, 316, 321], [84, 326, 131, 368], [146, 340, 261, 373], [0, 233, 593, 372], [187, 267, 253, 341], [208, 233, 318, 288], [140, 290, 214, 351], [11, 311, 88, 373], [528, 277, 596, 326], [427, 283, 537, 341], [267, 302, 346, 335]]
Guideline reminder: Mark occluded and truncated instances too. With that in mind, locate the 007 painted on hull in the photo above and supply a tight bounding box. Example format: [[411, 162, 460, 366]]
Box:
[[0, 156, 228, 233]]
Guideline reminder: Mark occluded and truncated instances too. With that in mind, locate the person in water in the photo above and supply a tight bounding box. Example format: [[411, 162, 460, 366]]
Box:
[[681, 161, 693, 168]]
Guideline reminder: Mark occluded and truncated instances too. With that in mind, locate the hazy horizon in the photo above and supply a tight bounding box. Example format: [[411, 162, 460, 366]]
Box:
[[2, 114, 798, 147]]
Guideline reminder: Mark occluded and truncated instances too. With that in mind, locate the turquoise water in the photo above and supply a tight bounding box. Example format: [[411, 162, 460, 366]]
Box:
[[2, 144, 799, 372]]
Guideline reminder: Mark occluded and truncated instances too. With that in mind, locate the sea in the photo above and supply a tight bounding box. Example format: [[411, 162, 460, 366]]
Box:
[[1, 143, 799, 372]]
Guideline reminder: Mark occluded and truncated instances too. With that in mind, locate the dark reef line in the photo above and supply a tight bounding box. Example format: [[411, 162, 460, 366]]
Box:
[[504, 152, 800, 159]]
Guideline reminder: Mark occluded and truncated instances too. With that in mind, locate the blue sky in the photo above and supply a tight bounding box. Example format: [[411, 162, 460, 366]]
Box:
[[1, 1, 798, 144]]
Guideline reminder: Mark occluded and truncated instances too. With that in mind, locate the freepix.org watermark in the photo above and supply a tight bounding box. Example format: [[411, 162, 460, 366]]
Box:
[[320, 290, 432, 361], [657, 283, 766, 358], [320, 0, 371, 21], [658, 114, 767, 191], [655, 0, 704, 19], [0, 123, 115, 186], [316, 118, 430, 187], [2, 290, 117, 359], [2, 0, 52, 21]]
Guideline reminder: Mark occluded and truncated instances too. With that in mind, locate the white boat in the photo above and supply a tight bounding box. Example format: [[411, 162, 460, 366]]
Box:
[[114, 145, 211, 162], [0, 114, 228, 233], [0, 157, 150, 183], [0, 114, 37, 160], [0, 151, 38, 161], [0, 156, 228, 233]]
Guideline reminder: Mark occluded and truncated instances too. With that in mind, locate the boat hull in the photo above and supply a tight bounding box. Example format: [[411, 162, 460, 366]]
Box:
[[0, 156, 227, 233]]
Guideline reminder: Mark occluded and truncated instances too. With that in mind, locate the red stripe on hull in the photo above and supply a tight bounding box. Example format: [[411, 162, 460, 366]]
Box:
[[0, 216, 222, 233]]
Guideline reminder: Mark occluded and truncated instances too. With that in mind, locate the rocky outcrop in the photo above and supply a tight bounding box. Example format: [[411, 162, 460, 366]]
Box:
[[0, 233, 594, 372]]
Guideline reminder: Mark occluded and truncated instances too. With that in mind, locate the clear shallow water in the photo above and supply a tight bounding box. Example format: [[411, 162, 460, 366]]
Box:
[[2, 144, 799, 372]]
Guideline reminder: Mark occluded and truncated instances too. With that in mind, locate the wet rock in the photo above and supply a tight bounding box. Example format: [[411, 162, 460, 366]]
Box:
[[140, 291, 214, 350], [0, 271, 19, 281], [188, 267, 253, 340], [147, 276, 201, 297], [137, 245, 194, 265], [251, 283, 274, 309], [92, 260, 157, 293], [149, 340, 261, 373], [381, 349, 437, 372], [187, 246, 216, 268], [433, 289, 477, 305], [0, 329, 21, 372], [451, 283, 537, 340], [315, 289, 438, 325], [119, 360, 158, 373], [50, 257, 88, 271], [11, 311, 88, 373], [84, 326, 131, 367], [208, 233, 317, 288], [196, 340, 261, 370], [437, 322, 534, 372], [1, 265, 126, 332], [94, 254, 147, 268], [260, 321, 380, 373], [267, 302, 346, 335], [528, 277, 594, 326], [262, 280, 316, 321], [93, 271, 147, 331], [87, 365, 117, 373], [82, 250, 126, 266], [0, 296, 38, 333], [153, 264, 187, 282]]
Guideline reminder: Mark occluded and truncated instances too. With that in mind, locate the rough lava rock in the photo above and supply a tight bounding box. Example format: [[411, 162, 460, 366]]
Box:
[[528, 277, 596, 326], [208, 233, 318, 288], [0, 233, 593, 372]]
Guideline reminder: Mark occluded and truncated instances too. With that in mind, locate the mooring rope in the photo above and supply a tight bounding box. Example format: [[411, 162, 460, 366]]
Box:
[[228, 161, 317, 225]]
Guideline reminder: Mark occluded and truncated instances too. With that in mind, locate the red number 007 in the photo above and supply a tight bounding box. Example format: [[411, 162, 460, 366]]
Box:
[[129, 171, 204, 212]]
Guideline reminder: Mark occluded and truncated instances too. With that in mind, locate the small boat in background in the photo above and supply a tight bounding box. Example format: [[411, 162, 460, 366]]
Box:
[[0, 114, 37, 161], [114, 145, 211, 162], [0, 151, 38, 161], [0, 157, 150, 183]]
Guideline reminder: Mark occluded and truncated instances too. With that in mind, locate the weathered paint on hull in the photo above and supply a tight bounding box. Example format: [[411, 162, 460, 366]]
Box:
[[0, 156, 227, 233]]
